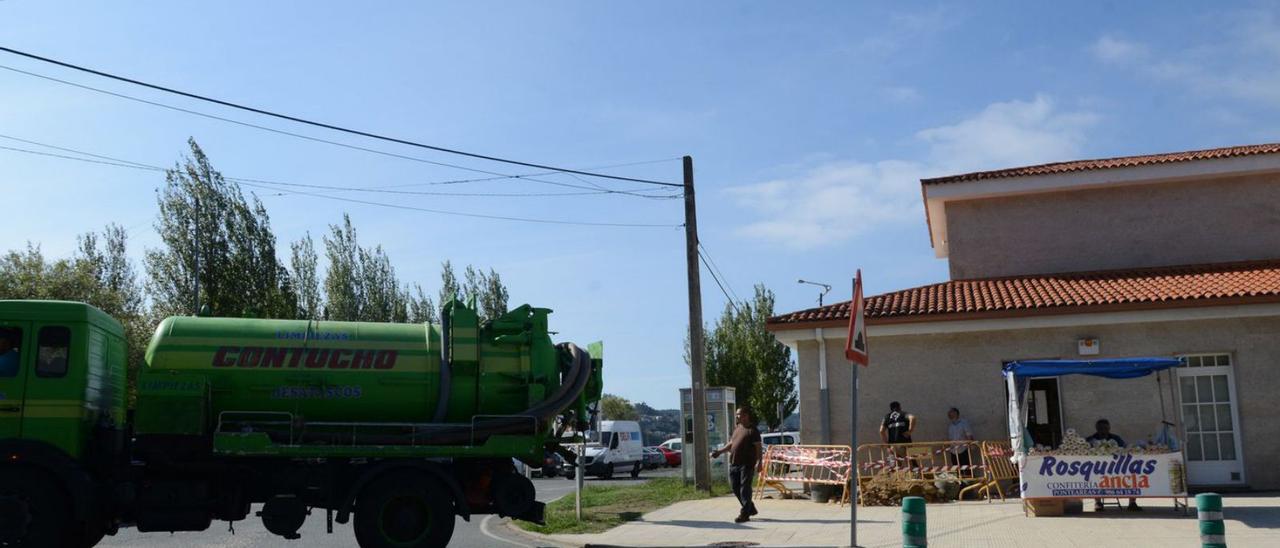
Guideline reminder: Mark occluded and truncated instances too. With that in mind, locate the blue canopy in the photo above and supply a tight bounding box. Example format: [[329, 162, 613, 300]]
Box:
[[1002, 358, 1182, 380]]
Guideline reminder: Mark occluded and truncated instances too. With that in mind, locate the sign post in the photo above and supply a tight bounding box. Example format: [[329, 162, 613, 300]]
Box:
[[845, 270, 869, 548]]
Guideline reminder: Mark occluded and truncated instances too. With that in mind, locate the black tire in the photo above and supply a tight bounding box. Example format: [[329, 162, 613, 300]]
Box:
[[630, 462, 641, 478], [542, 466, 558, 478], [70, 522, 106, 548], [354, 472, 456, 548], [602, 463, 614, 480], [0, 466, 71, 547], [564, 469, 575, 480]]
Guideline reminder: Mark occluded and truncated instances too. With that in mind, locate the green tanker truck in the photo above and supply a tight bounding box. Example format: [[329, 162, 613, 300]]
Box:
[[0, 299, 602, 547]]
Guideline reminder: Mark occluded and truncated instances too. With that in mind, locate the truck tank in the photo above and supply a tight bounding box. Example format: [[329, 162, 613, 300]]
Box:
[[138, 301, 594, 448]]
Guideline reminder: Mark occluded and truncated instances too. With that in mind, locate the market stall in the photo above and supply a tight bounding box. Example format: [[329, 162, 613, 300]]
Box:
[[1004, 358, 1190, 515]]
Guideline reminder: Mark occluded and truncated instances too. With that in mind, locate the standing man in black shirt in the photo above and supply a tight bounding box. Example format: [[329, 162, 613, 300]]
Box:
[[880, 401, 916, 444], [713, 406, 763, 523]]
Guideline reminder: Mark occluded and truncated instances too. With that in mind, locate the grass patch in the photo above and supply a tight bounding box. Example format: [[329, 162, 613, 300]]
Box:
[[517, 477, 731, 535]]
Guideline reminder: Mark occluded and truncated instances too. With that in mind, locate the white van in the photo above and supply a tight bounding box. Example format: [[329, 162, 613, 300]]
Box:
[[761, 431, 800, 447], [564, 420, 645, 479]]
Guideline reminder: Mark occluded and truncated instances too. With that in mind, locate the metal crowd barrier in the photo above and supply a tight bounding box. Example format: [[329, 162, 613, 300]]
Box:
[[854, 440, 990, 503], [754, 444, 853, 505]]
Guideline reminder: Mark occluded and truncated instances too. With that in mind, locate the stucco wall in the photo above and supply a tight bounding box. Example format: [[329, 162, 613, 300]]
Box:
[[944, 174, 1280, 279], [792, 314, 1280, 489]]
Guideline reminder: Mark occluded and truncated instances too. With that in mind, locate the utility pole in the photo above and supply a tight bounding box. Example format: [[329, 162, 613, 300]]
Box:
[[683, 156, 710, 492], [192, 189, 201, 315]]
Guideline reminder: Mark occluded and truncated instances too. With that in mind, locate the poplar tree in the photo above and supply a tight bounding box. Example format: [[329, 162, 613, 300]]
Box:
[[290, 232, 322, 320], [145, 138, 296, 318]]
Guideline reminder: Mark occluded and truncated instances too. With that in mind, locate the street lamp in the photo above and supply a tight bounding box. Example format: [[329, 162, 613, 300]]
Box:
[[797, 279, 832, 306]]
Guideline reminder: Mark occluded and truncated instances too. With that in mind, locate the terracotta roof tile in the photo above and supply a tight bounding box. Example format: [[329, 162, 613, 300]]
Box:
[[767, 261, 1280, 327], [922, 142, 1280, 185]]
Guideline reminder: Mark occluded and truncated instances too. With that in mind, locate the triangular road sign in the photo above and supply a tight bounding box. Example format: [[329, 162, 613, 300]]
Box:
[[845, 269, 869, 366]]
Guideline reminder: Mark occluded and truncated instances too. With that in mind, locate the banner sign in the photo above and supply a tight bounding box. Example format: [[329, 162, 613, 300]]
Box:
[[1022, 452, 1186, 498]]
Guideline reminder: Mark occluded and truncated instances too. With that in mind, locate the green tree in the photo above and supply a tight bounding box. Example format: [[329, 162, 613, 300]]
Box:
[[688, 284, 798, 430], [438, 260, 459, 315], [323, 214, 362, 320], [406, 283, 437, 324], [290, 232, 322, 320], [360, 244, 407, 323], [441, 262, 509, 321], [145, 138, 296, 318], [322, 214, 410, 323], [600, 393, 640, 421]]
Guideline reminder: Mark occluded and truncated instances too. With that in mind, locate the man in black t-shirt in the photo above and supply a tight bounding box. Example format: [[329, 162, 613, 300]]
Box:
[[879, 401, 915, 444]]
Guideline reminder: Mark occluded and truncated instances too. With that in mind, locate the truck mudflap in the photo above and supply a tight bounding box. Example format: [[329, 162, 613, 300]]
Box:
[[518, 501, 546, 526]]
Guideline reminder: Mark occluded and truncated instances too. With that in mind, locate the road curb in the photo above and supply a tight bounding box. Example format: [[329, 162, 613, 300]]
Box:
[[501, 518, 580, 548]]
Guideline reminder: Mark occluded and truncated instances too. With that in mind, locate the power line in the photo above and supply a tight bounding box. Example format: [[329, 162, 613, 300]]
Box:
[[0, 133, 675, 199], [697, 242, 742, 303], [0, 47, 682, 188], [0, 138, 682, 227], [0, 64, 680, 199], [236, 180, 681, 228], [699, 250, 741, 315]]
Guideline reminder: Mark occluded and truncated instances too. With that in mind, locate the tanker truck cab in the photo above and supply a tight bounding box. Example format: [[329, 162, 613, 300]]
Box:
[[0, 300, 128, 547], [572, 420, 644, 479]]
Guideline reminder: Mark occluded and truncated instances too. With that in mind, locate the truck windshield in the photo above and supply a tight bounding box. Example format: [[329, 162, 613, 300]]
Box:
[[599, 432, 614, 448]]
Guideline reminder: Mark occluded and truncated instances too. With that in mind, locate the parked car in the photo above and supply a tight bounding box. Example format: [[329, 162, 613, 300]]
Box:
[[655, 445, 681, 467], [513, 450, 563, 478], [660, 437, 683, 452], [643, 447, 666, 469], [761, 431, 800, 447], [538, 450, 563, 477]]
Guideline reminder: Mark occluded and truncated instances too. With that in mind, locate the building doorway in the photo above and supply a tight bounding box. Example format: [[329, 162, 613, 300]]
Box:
[[1025, 378, 1064, 448], [1177, 354, 1245, 486]]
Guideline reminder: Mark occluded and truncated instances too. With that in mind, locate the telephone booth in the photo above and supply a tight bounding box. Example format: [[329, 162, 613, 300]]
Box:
[[679, 386, 736, 484]]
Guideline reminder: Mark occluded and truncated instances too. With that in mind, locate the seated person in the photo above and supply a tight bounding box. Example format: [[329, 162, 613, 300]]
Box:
[[1087, 419, 1140, 512]]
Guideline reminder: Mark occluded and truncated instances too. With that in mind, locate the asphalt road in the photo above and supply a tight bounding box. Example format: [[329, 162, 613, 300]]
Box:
[[98, 467, 681, 548]]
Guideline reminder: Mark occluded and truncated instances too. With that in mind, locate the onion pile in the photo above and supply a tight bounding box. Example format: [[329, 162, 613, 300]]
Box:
[[1029, 428, 1173, 456]]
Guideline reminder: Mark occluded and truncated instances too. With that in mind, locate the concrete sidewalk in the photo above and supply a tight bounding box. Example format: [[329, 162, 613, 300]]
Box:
[[522, 494, 1280, 547]]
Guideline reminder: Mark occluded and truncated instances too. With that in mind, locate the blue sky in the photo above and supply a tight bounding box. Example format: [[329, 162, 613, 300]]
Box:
[[4, 2, 1280, 408]]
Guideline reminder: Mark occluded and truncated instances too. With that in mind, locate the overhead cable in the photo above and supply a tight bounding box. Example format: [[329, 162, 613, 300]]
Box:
[[0, 138, 682, 228], [0, 64, 679, 199], [0, 47, 682, 187]]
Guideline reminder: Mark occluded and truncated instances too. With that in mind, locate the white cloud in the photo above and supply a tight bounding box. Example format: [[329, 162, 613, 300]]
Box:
[[1091, 36, 1148, 64], [916, 95, 1097, 173], [1094, 10, 1280, 109], [727, 96, 1099, 249]]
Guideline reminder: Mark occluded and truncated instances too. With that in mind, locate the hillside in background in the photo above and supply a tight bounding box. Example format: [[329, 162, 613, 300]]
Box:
[[635, 402, 681, 445]]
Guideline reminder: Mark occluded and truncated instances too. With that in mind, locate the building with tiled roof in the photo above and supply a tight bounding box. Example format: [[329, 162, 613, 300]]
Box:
[[767, 143, 1280, 490]]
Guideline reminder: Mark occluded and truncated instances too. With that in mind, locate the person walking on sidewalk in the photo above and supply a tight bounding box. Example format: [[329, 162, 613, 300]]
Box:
[[712, 406, 763, 523]]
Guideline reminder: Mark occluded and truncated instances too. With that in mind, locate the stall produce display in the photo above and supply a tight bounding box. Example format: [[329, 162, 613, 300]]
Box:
[[1029, 429, 1173, 456]]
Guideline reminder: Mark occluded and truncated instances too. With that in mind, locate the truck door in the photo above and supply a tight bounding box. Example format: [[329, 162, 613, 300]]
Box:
[[0, 321, 33, 438], [20, 324, 79, 455]]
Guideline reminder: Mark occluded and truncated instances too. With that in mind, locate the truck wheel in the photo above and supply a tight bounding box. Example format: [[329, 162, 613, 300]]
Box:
[[0, 467, 70, 547], [354, 473, 455, 548], [70, 522, 107, 548], [630, 463, 641, 478], [602, 463, 614, 480]]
